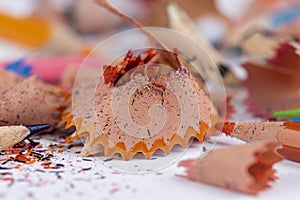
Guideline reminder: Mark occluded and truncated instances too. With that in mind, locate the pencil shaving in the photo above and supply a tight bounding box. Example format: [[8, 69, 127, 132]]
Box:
[[60, 65, 80, 90], [239, 31, 286, 57], [269, 41, 300, 70], [61, 66, 101, 145], [225, 93, 236, 121], [277, 145, 300, 162], [72, 49, 218, 160], [166, 3, 239, 86], [166, 3, 223, 65], [140, 0, 231, 28], [64, 2, 223, 160], [243, 41, 300, 116], [0, 76, 65, 126], [178, 141, 284, 195]]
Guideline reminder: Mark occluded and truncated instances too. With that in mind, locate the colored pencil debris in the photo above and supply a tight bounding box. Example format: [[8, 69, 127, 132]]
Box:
[[1, 0, 300, 198]]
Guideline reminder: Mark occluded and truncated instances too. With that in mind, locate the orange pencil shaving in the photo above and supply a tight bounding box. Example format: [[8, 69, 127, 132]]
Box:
[[0, 12, 90, 54], [222, 121, 300, 162], [178, 141, 283, 195]]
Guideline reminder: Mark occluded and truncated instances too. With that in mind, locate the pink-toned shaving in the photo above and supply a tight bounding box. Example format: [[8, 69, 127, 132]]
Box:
[[243, 41, 300, 116], [178, 141, 284, 195]]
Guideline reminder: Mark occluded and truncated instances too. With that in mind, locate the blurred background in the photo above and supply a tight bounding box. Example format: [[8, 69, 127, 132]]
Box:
[[0, 0, 252, 59], [0, 0, 299, 89]]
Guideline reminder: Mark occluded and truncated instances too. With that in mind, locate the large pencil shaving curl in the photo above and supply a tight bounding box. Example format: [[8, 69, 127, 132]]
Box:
[[72, 49, 218, 160], [178, 141, 284, 195], [243, 40, 300, 116], [0, 75, 65, 126]]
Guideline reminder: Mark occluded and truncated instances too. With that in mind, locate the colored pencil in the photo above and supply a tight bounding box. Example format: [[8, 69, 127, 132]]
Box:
[[222, 121, 300, 162], [293, 118, 300, 122], [0, 124, 50, 150], [273, 108, 300, 119]]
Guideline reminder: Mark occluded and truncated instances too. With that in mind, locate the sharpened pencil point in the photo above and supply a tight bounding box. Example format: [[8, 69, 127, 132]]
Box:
[[26, 124, 51, 138]]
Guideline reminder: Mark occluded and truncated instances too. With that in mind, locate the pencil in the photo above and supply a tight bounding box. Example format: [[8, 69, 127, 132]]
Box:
[[293, 118, 300, 122], [0, 12, 90, 54], [0, 124, 50, 150], [273, 108, 300, 119], [222, 121, 300, 162]]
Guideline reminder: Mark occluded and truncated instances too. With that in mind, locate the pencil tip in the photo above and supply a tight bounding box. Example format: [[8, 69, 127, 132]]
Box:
[[26, 124, 51, 137]]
